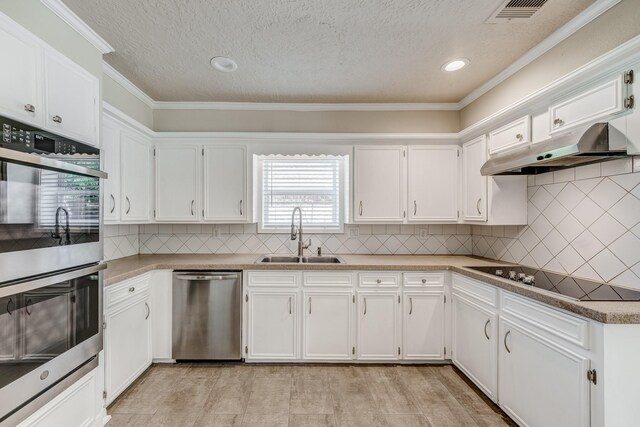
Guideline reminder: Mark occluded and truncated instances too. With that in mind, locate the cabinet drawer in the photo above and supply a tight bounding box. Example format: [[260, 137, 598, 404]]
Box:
[[247, 271, 300, 287], [452, 274, 498, 307], [488, 115, 531, 155], [358, 272, 400, 288], [403, 272, 445, 288], [303, 272, 354, 287], [501, 291, 589, 349], [105, 274, 150, 309], [549, 75, 627, 136]]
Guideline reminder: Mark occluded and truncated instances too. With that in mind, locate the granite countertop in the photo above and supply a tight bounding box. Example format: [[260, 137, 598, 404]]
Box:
[[104, 254, 640, 324]]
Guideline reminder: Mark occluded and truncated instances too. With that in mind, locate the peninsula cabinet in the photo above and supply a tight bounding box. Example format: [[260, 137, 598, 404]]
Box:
[[353, 146, 406, 223], [154, 144, 201, 222]]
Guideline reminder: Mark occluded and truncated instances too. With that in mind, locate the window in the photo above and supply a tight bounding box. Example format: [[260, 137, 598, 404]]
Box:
[[258, 155, 348, 233]]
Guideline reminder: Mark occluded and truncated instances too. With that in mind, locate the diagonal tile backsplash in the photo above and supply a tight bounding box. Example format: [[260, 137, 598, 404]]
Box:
[[473, 158, 640, 291]]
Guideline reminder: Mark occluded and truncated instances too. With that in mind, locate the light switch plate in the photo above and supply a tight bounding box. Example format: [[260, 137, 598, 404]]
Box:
[[348, 226, 359, 238], [419, 228, 428, 240], [213, 226, 221, 238]]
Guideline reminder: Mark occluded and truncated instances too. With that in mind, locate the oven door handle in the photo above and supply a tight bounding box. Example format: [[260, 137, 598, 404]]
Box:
[[0, 147, 108, 179], [0, 263, 106, 298]]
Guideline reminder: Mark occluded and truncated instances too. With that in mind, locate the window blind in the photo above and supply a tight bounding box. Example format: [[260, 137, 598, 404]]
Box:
[[261, 156, 343, 232]]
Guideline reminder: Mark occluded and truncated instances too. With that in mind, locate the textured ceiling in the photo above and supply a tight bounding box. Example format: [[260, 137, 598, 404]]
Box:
[[63, 0, 594, 103]]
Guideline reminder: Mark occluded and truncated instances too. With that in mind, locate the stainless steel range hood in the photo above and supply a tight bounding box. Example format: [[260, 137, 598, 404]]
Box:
[[481, 122, 629, 176]]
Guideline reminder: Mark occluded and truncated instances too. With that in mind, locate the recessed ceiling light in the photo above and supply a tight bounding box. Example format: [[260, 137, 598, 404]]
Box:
[[441, 58, 470, 72], [210, 56, 238, 73]]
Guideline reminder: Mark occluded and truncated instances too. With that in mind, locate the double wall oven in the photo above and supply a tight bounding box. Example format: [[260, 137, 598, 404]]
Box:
[[0, 115, 107, 424]]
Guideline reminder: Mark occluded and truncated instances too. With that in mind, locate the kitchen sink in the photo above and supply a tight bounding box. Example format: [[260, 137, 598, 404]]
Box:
[[256, 255, 345, 264]]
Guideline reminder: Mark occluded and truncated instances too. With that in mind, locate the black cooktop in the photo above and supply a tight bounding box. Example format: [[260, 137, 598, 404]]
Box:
[[466, 265, 640, 301]]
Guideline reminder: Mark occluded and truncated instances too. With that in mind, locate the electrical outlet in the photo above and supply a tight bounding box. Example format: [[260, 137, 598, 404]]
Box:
[[419, 228, 428, 240], [213, 226, 221, 238], [348, 226, 360, 238]]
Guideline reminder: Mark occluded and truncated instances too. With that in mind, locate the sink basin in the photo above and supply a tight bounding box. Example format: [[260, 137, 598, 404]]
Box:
[[256, 255, 345, 264], [301, 256, 344, 264]]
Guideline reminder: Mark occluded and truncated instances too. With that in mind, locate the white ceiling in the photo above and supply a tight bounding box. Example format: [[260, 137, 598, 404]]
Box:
[[63, 0, 594, 103]]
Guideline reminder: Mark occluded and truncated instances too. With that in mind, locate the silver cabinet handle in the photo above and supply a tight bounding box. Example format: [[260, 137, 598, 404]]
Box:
[[24, 104, 35, 113], [504, 330, 511, 353], [484, 319, 490, 340], [191, 200, 195, 216], [7, 298, 14, 316], [145, 302, 150, 320], [414, 200, 417, 215], [110, 194, 115, 214], [359, 201, 363, 216], [476, 198, 482, 215], [553, 118, 564, 128], [421, 279, 427, 284], [52, 115, 62, 123], [240, 200, 243, 216], [308, 297, 311, 315], [129, 287, 135, 293], [409, 297, 413, 315], [25, 298, 32, 316], [363, 297, 367, 315], [376, 279, 382, 284], [125, 197, 131, 214], [516, 133, 523, 141], [288, 296, 292, 315]]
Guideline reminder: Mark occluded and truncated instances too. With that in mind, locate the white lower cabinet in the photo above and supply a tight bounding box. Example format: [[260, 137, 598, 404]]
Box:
[[402, 291, 445, 361], [303, 291, 354, 360], [498, 316, 590, 427], [246, 290, 298, 360], [451, 291, 498, 401], [104, 276, 152, 405], [357, 292, 399, 360]]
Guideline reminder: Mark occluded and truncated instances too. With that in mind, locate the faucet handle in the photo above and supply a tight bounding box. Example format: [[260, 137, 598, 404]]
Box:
[[305, 238, 312, 249]]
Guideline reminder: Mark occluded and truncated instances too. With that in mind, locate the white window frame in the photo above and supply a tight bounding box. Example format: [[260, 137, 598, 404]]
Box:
[[256, 154, 348, 234]]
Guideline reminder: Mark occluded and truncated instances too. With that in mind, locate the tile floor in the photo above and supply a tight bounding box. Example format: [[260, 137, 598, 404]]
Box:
[[106, 364, 515, 427]]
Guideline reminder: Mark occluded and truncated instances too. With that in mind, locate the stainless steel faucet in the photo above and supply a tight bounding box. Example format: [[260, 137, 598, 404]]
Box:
[[290, 207, 311, 257]]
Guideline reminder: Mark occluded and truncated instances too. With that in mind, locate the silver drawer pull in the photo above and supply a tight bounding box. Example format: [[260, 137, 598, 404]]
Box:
[[24, 104, 35, 113], [421, 279, 427, 284], [553, 118, 564, 127], [129, 287, 135, 293], [516, 133, 523, 141], [52, 115, 62, 123], [376, 279, 382, 284]]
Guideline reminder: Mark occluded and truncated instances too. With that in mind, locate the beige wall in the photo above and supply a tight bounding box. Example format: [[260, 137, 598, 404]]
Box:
[[152, 109, 459, 133], [461, 0, 640, 129], [0, 0, 102, 77], [103, 74, 154, 129]]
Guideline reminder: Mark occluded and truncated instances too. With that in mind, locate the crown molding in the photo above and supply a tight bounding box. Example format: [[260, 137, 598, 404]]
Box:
[[458, 0, 621, 109], [40, 0, 114, 54], [103, 62, 155, 108], [151, 101, 461, 111]]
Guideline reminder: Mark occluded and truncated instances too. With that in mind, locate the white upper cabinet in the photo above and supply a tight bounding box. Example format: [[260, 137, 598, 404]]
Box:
[[549, 74, 631, 136], [43, 51, 98, 146], [354, 146, 405, 223], [407, 146, 459, 222], [488, 115, 531, 156], [204, 145, 247, 222], [0, 23, 42, 126], [120, 131, 152, 222], [155, 144, 201, 222], [102, 118, 121, 222], [462, 136, 487, 222]]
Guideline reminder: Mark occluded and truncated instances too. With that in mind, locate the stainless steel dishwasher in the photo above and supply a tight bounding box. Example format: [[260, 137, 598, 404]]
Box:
[[172, 271, 242, 360]]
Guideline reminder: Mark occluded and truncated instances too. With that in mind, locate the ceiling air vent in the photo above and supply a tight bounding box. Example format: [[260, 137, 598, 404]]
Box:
[[486, 0, 549, 23]]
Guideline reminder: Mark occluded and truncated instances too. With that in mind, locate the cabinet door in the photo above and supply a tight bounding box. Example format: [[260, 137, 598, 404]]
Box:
[[0, 25, 42, 126], [407, 146, 458, 222], [549, 75, 628, 136], [204, 145, 247, 222], [247, 291, 298, 360], [102, 119, 120, 222], [451, 293, 497, 401], [104, 297, 151, 404], [120, 131, 151, 222], [303, 292, 353, 360], [43, 51, 98, 146], [488, 116, 531, 156], [0, 296, 17, 361], [402, 292, 445, 361], [462, 136, 487, 221], [357, 292, 399, 360], [155, 144, 201, 222], [498, 317, 590, 427], [354, 146, 405, 223]]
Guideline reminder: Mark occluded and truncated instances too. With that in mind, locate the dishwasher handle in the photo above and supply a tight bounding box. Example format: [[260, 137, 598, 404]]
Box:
[[174, 273, 239, 281]]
